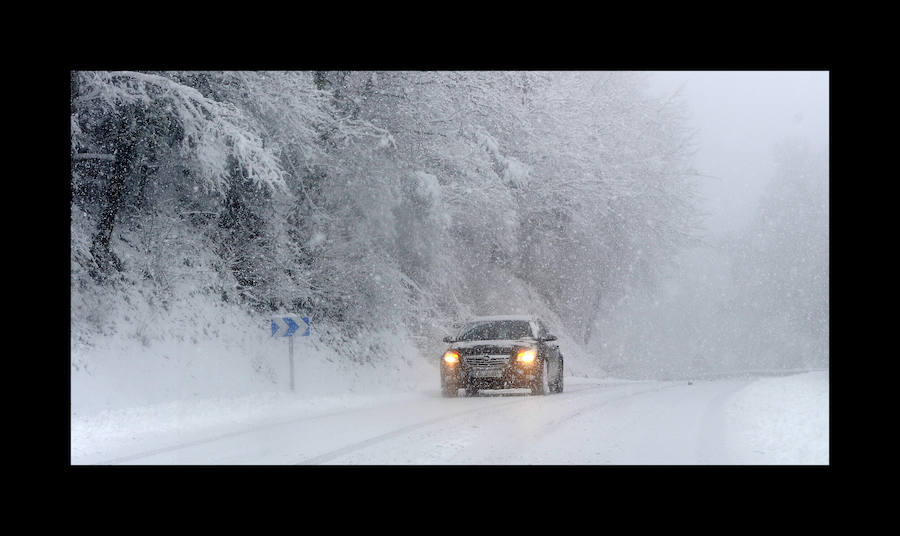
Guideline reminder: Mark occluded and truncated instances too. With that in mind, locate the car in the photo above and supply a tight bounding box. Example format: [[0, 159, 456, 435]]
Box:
[[439, 315, 564, 397]]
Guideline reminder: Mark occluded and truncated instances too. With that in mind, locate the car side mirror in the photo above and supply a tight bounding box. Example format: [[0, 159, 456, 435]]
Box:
[[443, 336, 455, 343], [542, 334, 558, 342]]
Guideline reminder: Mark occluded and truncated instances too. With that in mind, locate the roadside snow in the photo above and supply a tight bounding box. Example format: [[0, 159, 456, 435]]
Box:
[[721, 370, 828, 464]]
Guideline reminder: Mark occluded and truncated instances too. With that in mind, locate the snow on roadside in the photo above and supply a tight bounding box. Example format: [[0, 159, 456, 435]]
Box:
[[722, 370, 829, 464], [71, 285, 438, 417]]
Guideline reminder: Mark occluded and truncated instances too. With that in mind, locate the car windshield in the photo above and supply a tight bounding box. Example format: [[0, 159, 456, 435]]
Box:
[[457, 320, 533, 341]]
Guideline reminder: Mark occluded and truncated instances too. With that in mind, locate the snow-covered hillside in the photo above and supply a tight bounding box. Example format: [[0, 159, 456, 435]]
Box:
[[71, 287, 436, 416]]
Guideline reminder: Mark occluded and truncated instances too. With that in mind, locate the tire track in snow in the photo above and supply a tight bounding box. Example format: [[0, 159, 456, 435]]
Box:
[[507, 381, 739, 464], [529, 382, 686, 441], [294, 399, 531, 465], [695, 379, 753, 464], [94, 399, 438, 465], [294, 382, 658, 465], [94, 382, 616, 465]]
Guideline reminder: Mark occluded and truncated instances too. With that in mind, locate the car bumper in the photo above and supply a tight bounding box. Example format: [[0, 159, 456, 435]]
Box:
[[441, 359, 539, 389]]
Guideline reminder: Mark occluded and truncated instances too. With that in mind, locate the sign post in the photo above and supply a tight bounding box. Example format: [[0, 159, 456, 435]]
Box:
[[288, 336, 294, 391], [270, 315, 311, 391]]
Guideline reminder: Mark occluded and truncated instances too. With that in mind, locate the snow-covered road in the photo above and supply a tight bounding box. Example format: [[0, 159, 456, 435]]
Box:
[[71, 372, 828, 465]]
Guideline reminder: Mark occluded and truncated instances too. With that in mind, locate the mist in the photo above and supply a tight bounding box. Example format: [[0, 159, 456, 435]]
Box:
[[595, 71, 829, 378]]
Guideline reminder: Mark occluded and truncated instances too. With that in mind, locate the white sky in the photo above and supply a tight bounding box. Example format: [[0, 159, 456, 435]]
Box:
[[648, 71, 829, 238]]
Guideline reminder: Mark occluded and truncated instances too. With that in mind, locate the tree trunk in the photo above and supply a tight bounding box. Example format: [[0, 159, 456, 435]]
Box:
[[90, 113, 135, 279]]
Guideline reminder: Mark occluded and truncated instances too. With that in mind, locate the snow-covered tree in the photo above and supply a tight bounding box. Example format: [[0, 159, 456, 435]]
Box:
[[71, 70, 703, 369]]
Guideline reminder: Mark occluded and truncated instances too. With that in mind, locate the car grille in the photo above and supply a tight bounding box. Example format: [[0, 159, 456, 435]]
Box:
[[463, 354, 511, 377]]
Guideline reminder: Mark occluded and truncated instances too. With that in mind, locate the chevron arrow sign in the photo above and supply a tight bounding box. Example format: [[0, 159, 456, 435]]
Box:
[[271, 315, 311, 337]]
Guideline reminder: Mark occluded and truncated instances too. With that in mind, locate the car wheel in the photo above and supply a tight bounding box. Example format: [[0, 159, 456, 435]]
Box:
[[441, 371, 458, 397], [551, 356, 564, 393], [441, 382, 458, 397], [531, 360, 549, 396]]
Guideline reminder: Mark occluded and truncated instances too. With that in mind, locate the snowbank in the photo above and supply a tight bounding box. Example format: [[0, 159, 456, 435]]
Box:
[[722, 370, 829, 464], [71, 286, 436, 418]]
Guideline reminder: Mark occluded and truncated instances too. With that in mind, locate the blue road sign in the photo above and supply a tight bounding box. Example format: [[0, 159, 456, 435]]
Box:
[[284, 317, 300, 337], [301, 316, 310, 336], [271, 315, 311, 337]]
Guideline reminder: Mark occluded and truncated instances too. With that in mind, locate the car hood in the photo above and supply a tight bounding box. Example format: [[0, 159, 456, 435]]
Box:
[[450, 338, 537, 350]]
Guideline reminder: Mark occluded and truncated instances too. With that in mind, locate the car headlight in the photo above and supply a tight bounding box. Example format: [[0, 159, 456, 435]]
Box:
[[443, 350, 459, 364], [516, 348, 537, 363]]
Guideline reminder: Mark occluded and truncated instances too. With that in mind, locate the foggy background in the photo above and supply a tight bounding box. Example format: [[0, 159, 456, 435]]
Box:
[[595, 71, 829, 378], [650, 71, 828, 237]]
